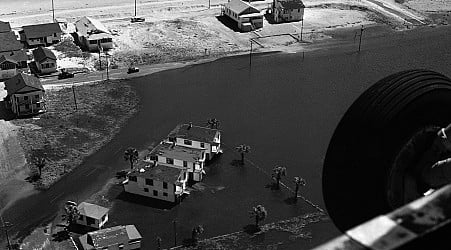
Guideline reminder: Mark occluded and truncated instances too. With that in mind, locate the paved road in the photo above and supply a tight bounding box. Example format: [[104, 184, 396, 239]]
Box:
[[2, 25, 451, 248]]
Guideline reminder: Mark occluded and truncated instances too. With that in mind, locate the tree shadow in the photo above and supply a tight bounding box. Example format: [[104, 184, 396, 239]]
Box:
[[231, 159, 244, 167], [243, 224, 261, 235], [0, 100, 16, 121], [284, 197, 298, 205], [116, 192, 178, 210], [51, 230, 70, 242], [264, 183, 279, 190], [216, 15, 242, 33], [182, 238, 197, 247], [264, 12, 277, 24]]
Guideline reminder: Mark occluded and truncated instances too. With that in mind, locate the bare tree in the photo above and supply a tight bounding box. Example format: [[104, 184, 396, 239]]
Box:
[[33, 157, 46, 178], [272, 165, 287, 189], [250, 205, 267, 228], [207, 118, 220, 129], [293, 176, 306, 200], [235, 144, 251, 165], [191, 225, 204, 245], [62, 201, 80, 226]]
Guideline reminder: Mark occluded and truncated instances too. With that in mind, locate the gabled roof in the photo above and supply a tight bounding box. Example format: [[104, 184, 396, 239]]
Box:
[[87, 225, 141, 249], [22, 23, 62, 39], [4, 73, 44, 95], [32, 47, 56, 62], [277, 0, 305, 9], [130, 162, 184, 183], [168, 124, 219, 143], [149, 142, 204, 163], [224, 0, 260, 15], [0, 32, 22, 52], [75, 16, 109, 37], [0, 55, 17, 64], [0, 50, 28, 63], [0, 21, 11, 33], [77, 202, 109, 220]]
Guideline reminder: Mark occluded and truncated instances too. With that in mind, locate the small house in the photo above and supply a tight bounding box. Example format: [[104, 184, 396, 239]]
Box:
[[0, 55, 18, 80], [222, 0, 263, 32], [32, 47, 57, 74], [0, 31, 28, 69], [0, 21, 11, 33], [166, 123, 222, 161], [272, 0, 305, 23], [76, 202, 109, 229], [145, 142, 206, 182], [124, 162, 189, 203], [74, 17, 113, 51], [78, 225, 142, 250], [4, 73, 45, 116], [20, 23, 62, 47]]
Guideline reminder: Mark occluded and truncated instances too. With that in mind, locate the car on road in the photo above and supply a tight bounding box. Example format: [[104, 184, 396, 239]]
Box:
[[58, 69, 74, 80], [131, 17, 145, 23], [127, 67, 139, 74]]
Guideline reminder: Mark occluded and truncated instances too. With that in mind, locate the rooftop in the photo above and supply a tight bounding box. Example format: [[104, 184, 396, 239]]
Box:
[[22, 22, 62, 39], [77, 202, 109, 220], [32, 47, 56, 62], [0, 55, 17, 64], [130, 162, 184, 183], [0, 32, 22, 52], [224, 0, 260, 15], [4, 73, 44, 95], [75, 16, 110, 36], [0, 21, 11, 33], [85, 225, 141, 249], [168, 123, 219, 143], [149, 142, 204, 162]]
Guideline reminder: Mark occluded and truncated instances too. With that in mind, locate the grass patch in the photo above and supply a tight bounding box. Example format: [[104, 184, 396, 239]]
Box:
[[13, 80, 139, 189]]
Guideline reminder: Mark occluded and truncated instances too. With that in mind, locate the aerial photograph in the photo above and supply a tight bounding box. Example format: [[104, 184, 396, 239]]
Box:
[[0, 0, 451, 249]]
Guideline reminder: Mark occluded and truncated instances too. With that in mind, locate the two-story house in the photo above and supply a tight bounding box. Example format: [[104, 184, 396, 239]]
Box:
[[222, 0, 263, 32], [0, 55, 18, 80], [272, 0, 305, 23], [4, 73, 45, 116], [20, 23, 62, 47], [75, 17, 113, 51], [32, 47, 57, 74], [145, 142, 206, 182], [76, 202, 109, 229], [124, 161, 188, 203], [166, 123, 222, 161], [0, 31, 28, 72], [78, 225, 142, 250]]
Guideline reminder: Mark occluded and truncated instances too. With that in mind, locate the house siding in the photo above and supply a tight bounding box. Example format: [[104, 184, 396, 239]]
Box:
[[36, 58, 57, 74], [9, 90, 45, 116], [273, 2, 304, 23], [76, 213, 108, 229], [153, 154, 204, 181], [223, 3, 263, 31]]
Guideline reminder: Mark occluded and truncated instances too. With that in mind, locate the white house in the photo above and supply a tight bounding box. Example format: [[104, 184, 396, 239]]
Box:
[[222, 0, 263, 32], [4, 73, 46, 116], [124, 161, 189, 203], [0, 55, 18, 80], [79, 225, 142, 250], [20, 23, 62, 47], [32, 47, 57, 75], [272, 0, 305, 23], [145, 142, 206, 182], [76, 202, 109, 229], [75, 17, 113, 51], [166, 123, 222, 161]]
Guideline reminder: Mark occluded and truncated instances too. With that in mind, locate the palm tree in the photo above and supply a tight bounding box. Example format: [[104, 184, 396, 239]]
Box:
[[235, 144, 251, 164], [62, 201, 80, 226], [124, 147, 139, 169], [33, 157, 46, 178], [272, 165, 287, 189], [207, 118, 220, 129], [191, 225, 204, 245], [293, 177, 306, 200], [250, 205, 267, 228]]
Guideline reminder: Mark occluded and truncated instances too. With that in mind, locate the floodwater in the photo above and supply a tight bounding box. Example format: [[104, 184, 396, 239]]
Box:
[[2, 25, 451, 249]]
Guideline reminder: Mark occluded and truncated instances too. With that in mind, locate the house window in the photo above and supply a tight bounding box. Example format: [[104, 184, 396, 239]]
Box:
[[153, 190, 158, 196], [166, 158, 174, 164], [184, 140, 192, 145], [145, 178, 153, 186], [163, 192, 168, 197], [144, 187, 149, 192], [129, 176, 137, 182], [149, 155, 157, 161], [200, 142, 205, 148], [168, 137, 176, 142], [36, 103, 40, 108], [183, 161, 187, 167], [24, 96, 28, 100], [183, 172, 186, 180], [89, 40, 97, 44], [163, 182, 168, 189], [54, 33, 57, 37]]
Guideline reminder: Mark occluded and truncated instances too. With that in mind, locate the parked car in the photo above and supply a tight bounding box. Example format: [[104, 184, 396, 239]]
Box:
[[58, 69, 74, 79], [131, 17, 145, 23], [127, 67, 139, 74]]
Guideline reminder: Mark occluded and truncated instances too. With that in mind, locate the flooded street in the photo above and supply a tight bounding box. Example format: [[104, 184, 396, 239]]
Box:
[[3, 25, 451, 249]]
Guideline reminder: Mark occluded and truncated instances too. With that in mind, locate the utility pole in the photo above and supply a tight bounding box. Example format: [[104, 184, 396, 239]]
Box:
[[72, 84, 78, 111], [135, 0, 137, 16], [209, 0, 211, 9], [105, 52, 109, 80], [358, 25, 364, 52], [98, 44, 102, 70], [0, 216, 12, 250], [173, 220, 177, 247], [249, 39, 253, 67], [51, 0, 55, 22]]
